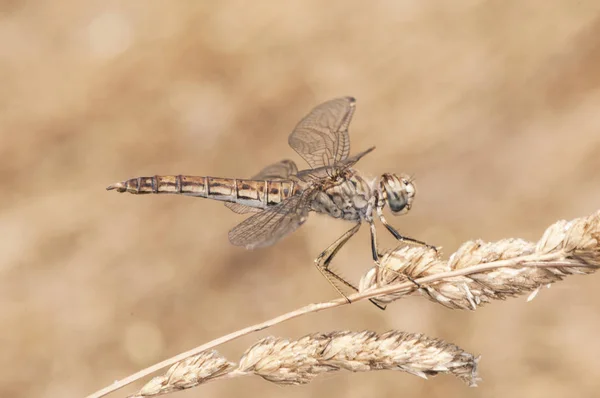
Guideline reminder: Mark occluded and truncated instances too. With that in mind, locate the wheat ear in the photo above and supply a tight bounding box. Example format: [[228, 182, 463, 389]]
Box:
[[132, 330, 479, 397], [360, 210, 600, 307]]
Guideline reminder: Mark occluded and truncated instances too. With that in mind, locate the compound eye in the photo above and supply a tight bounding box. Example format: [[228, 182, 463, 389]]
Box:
[[387, 193, 408, 214], [381, 174, 414, 215]]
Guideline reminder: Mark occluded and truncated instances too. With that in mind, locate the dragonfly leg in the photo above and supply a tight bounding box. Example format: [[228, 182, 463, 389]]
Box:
[[376, 206, 437, 251], [366, 222, 387, 310], [374, 206, 430, 290], [315, 223, 361, 294], [369, 221, 386, 287], [369, 221, 381, 263], [314, 224, 387, 310]]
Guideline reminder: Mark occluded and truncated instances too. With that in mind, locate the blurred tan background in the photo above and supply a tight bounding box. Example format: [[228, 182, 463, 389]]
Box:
[[2, 1, 600, 397]]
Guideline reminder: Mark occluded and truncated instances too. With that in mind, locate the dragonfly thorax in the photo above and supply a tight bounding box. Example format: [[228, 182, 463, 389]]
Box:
[[310, 171, 373, 222]]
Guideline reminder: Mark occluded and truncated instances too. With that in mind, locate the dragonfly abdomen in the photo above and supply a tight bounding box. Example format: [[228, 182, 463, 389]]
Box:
[[107, 175, 300, 208]]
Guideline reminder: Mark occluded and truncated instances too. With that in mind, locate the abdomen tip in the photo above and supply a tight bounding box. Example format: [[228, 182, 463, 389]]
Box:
[[106, 182, 125, 191]]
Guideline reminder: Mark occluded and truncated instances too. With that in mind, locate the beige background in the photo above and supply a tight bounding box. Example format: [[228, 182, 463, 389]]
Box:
[[2, 1, 600, 397]]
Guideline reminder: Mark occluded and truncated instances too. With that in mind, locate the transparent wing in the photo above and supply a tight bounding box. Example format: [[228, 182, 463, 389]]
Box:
[[296, 147, 376, 182], [228, 192, 312, 249], [251, 159, 298, 180], [288, 97, 356, 169], [224, 203, 262, 214], [224, 159, 299, 214], [338, 146, 375, 168]]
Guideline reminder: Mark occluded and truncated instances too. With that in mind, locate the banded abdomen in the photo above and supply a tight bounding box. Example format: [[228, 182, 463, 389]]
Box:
[[106, 175, 301, 209]]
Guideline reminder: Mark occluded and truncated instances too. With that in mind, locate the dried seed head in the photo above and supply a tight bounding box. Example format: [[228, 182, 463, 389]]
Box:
[[133, 331, 479, 397], [132, 351, 235, 397], [360, 211, 600, 309], [238, 330, 479, 386]]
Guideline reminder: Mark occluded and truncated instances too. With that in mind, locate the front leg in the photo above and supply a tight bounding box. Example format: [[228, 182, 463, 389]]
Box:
[[376, 206, 437, 251], [374, 206, 429, 291]]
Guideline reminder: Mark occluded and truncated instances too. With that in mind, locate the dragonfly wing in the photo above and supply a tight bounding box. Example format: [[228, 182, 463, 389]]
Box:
[[288, 97, 355, 168], [339, 146, 376, 168], [252, 159, 298, 180], [295, 147, 376, 182], [224, 203, 263, 214], [223, 159, 299, 214], [228, 192, 311, 249], [295, 165, 335, 181]]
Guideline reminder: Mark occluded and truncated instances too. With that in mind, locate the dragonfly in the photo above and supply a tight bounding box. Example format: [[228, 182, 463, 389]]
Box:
[[107, 97, 433, 308]]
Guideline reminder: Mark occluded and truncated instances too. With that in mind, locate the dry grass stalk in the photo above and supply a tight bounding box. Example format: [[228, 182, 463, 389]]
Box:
[[360, 211, 600, 307], [87, 210, 600, 398], [133, 330, 479, 397]]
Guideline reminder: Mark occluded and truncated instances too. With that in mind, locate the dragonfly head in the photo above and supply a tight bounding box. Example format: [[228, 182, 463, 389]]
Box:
[[378, 173, 415, 215]]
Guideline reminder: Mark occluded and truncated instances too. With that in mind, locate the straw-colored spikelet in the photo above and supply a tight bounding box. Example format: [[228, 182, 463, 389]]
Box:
[[132, 331, 479, 397], [134, 351, 235, 396], [360, 211, 600, 308]]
